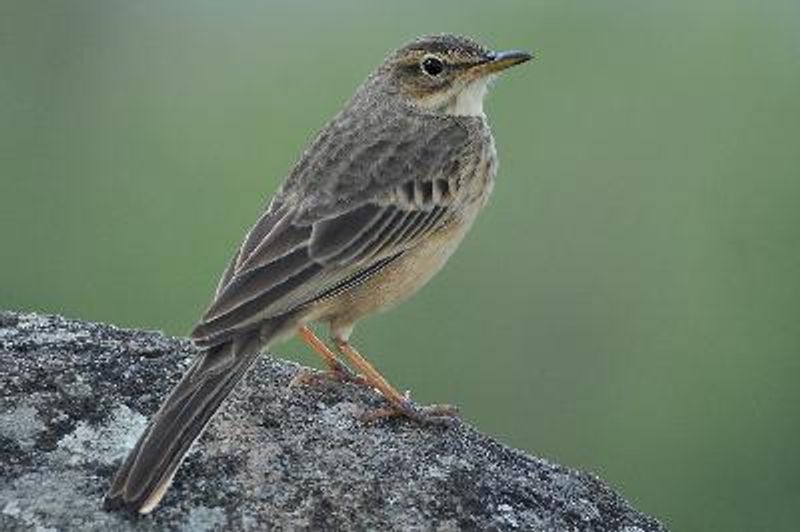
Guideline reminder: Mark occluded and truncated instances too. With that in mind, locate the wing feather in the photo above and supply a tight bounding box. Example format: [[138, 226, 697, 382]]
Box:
[[307, 204, 385, 262], [192, 112, 482, 348]]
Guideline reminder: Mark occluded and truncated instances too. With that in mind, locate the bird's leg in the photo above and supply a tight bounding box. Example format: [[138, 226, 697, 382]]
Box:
[[289, 325, 367, 387], [297, 325, 348, 375], [332, 337, 459, 423]]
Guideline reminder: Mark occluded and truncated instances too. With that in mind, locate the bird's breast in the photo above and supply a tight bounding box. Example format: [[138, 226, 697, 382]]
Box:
[[453, 121, 497, 218]]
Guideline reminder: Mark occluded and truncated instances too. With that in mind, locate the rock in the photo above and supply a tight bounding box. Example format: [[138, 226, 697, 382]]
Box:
[[0, 310, 666, 531]]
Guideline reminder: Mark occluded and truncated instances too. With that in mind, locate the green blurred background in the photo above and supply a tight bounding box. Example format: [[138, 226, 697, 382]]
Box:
[[2, 1, 799, 530]]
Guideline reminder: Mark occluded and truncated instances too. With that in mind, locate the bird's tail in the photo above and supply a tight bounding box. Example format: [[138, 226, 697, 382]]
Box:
[[104, 330, 264, 514]]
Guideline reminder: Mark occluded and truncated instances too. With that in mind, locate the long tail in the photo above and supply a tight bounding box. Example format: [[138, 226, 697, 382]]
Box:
[[104, 330, 264, 514]]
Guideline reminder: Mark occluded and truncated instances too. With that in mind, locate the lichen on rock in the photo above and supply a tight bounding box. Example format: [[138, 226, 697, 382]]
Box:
[[0, 311, 666, 531]]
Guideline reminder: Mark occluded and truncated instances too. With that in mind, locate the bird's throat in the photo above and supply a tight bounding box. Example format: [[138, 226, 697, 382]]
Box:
[[448, 78, 490, 117]]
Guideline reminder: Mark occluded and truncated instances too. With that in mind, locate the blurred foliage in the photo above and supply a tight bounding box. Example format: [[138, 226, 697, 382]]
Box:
[[2, 1, 799, 530]]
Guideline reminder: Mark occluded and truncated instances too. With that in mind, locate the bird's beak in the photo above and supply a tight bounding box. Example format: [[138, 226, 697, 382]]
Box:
[[474, 50, 533, 76]]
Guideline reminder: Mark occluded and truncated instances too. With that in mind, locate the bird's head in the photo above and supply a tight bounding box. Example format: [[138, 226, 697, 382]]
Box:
[[372, 34, 532, 117]]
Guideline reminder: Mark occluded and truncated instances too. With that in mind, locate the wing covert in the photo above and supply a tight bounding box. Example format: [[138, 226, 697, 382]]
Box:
[[192, 112, 480, 348]]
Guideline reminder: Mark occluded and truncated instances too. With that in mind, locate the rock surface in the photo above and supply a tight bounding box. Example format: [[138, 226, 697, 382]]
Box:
[[0, 310, 665, 531]]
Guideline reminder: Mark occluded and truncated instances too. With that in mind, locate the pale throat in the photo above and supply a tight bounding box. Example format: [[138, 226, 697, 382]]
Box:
[[419, 76, 493, 118], [447, 77, 492, 117]]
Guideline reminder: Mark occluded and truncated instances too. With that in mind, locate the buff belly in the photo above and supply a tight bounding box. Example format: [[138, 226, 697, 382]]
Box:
[[305, 219, 472, 340]]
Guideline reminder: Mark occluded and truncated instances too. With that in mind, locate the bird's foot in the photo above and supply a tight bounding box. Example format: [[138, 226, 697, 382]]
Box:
[[289, 362, 369, 389], [360, 397, 460, 425]]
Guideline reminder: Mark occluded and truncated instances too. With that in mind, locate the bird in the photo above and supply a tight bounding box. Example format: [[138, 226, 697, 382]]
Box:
[[104, 33, 531, 514]]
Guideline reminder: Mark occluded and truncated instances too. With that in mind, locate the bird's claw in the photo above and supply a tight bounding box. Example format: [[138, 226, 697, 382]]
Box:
[[360, 400, 460, 425], [289, 365, 369, 389]]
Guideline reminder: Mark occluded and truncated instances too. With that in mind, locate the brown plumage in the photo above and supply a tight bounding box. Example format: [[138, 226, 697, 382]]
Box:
[[105, 33, 531, 514]]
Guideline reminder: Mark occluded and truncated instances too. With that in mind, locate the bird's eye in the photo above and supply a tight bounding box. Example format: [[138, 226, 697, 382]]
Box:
[[421, 56, 444, 77]]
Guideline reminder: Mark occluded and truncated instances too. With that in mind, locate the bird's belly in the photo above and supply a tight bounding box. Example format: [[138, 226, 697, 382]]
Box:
[[308, 219, 472, 336]]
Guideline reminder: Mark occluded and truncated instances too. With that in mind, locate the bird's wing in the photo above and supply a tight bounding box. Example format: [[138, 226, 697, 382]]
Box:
[[191, 113, 480, 347]]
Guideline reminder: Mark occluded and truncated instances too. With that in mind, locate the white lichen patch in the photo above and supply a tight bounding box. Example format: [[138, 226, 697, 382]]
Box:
[[56, 405, 148, 466], [184, 506, 228, 532], [1, 469, 125, 531], [0, 403, 46, 450], [29, 329, 89, 346]]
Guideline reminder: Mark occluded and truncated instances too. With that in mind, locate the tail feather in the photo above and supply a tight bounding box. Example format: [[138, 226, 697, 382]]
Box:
[[104, 331, 264, 514]]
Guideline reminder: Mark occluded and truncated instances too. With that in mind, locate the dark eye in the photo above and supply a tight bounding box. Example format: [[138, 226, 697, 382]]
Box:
[[421, 56, 444, 77]]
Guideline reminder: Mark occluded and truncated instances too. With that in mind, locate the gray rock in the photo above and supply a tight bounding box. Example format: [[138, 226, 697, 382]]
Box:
[[0, 310, 666, 531]]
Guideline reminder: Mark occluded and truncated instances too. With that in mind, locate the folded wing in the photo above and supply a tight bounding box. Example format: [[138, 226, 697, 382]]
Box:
[[191, 114, 476, 347]]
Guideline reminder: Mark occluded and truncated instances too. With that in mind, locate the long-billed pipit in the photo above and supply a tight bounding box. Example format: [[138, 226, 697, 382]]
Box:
[[105, 34, 531, 514]]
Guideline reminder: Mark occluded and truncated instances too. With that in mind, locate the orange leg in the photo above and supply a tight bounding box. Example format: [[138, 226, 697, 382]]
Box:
[[297, 325, 344, 373], [333, 338, 459, 423], [332, 339, 407, 406], [291, 325, 366, 386]]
